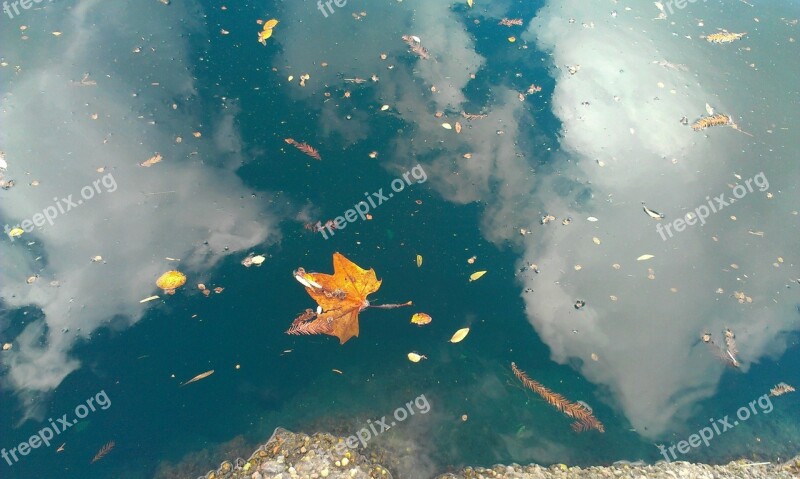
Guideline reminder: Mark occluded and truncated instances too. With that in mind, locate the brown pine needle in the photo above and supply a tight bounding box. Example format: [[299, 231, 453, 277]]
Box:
[[511, 362, 604, 433], [91, 441, 115, 464]]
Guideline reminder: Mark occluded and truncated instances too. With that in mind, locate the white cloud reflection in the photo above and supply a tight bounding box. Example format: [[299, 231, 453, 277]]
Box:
[[0, 0, 276, 421], [523, 1, 800, 438]]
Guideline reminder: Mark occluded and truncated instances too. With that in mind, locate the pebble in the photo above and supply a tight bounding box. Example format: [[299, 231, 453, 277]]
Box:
[[202, 428, 800, 479]]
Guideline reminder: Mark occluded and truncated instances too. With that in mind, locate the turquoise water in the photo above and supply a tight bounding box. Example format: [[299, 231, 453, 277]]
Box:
[[1, 0, 799, 478]]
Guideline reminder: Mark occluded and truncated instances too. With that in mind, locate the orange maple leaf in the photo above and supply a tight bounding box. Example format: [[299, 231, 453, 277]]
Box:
[[287, 252, 411, 344]]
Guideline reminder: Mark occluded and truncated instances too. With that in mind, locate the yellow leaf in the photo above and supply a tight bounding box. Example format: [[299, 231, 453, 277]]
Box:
[[8, 227, 24, 238], [449, 327, 470, 343], [410, 312, 432, 325], [467, 0, 473, 7], [416, 254, 423, 267], [508, 36, 516, 43], [407, 352, 426, 362], [469, 270, 487, 282], [263, 18, 279, 30], [636, 254, 654, 261]]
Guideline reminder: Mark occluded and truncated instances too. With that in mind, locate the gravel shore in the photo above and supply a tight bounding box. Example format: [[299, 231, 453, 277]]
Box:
[[200, 428, 800, 479]]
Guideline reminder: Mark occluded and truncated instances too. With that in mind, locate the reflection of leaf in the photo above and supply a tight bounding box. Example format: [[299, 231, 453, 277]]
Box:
[[287, 253, 411, 344]]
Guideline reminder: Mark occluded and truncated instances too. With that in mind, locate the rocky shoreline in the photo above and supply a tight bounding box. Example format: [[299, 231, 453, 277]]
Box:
[[199, 428, 800, 479]]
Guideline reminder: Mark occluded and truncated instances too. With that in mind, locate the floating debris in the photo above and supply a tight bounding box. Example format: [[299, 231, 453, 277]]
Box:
[[499, 18, 524, 27], [637, 254, 655, 261], [401, 35, 430, 60], [258, 18, 279, 46], [90, 441, 115, 464], [140, 153, 163, 167], [574, 300, 586, 310], [410, 312, 432, 326], [706, 31, 747, 44], [642, 202, 665, 219], [770, 382, 795, 397], [449, 327, 470, 343], [469, 271, 487, 282], [155, 270, 186, 295], [180, 369, 215, 386], [407, 352, 427, 362], [242, 253, 266, 267], [139, 295, 159, 303], [416, 254, 423, 267], [285, 138, 321, 160], [511, 362, 604, 433], [691, 113, 753, 136], [2, 343, 11, 351]]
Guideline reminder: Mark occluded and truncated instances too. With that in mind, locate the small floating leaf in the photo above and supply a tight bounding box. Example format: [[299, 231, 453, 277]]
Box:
[[469, 270, 487, 282], [411, 312, 432, 325], [416, 254, 423, 267], [380, 104, 390, 111], [139, 295, 160, 303], [449, 327, 470, 343], [442, 123, 452, 129], [637, 254, 655, 261], [407, 352, 427, 362]]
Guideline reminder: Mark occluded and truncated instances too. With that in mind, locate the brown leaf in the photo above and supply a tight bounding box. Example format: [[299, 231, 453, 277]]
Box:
[[287, 253, 410, 344]]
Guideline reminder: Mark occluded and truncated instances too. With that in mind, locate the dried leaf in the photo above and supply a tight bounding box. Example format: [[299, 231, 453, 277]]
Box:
[[180, 370, 214, 386], [287, 253, 411, 344], [140, 153, 163, 167], [410, 312, 432, 325], [407, 352, 427, 362], [469, 270, 487, 282], [91, 441, 115, 464], [449, 327, 470, 343]]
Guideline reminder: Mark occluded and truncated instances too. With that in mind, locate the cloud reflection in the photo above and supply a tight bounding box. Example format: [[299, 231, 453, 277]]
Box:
[[0, 0, 277, 422]]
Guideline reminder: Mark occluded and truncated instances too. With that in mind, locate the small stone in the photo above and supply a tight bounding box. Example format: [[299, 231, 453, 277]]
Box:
[[341, 457, 349, 466], [321, 469, 329, 478]]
